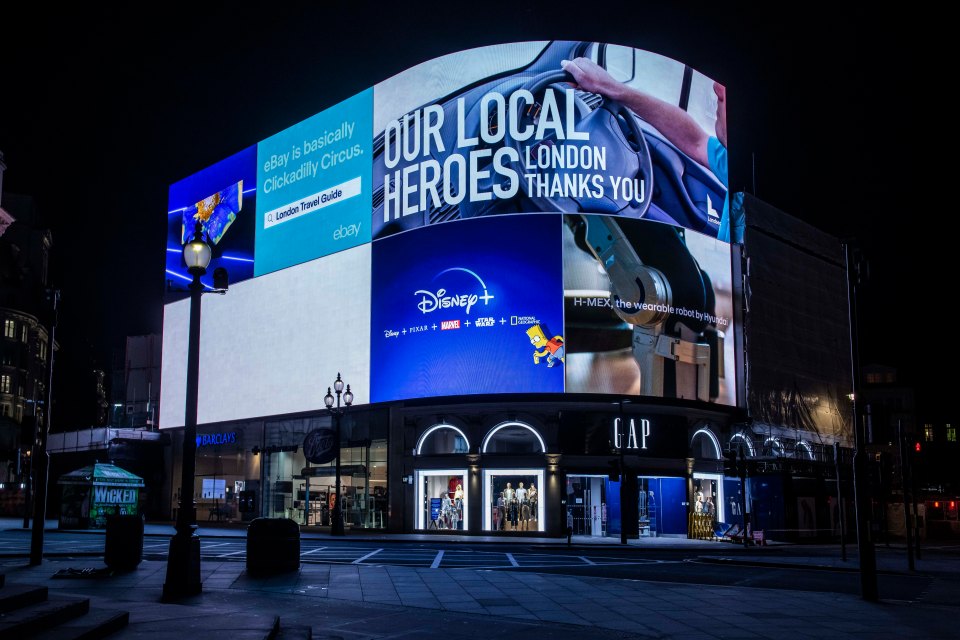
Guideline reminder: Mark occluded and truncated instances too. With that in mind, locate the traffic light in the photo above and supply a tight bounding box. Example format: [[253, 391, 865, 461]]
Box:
[[724, 449, 739, 476], [914, 442, 921, 453]]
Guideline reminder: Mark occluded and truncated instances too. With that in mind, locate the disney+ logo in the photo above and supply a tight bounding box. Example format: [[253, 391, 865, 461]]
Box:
[[415, 267, 494, 315]]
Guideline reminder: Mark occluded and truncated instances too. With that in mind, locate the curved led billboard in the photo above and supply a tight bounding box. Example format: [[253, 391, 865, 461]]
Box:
[[161, 40, 734, 428]]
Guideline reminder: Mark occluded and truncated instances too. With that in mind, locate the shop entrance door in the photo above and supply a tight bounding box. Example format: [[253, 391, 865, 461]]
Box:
[[567, 475, 606, 536], [300, 476, 332, 526]]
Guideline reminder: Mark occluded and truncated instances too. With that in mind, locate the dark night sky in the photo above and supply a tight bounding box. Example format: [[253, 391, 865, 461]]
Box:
[[0, 3, 937, 425]]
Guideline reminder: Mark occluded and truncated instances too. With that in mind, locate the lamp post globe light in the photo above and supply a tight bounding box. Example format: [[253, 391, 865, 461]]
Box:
[[163, 222, 216, 600], [324, 373, 353, 536]]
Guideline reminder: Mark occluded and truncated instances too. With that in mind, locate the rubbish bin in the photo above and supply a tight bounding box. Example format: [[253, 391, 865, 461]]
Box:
[[246, 517, 300, 576], [104, 514, 144, 570]]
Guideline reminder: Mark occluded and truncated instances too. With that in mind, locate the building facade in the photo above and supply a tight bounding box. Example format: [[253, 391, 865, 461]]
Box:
[[159, 41, 853, 541]]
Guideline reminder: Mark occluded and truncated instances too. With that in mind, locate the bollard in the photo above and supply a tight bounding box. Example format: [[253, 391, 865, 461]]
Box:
[[104, 514, 144, 571], [246, 517, 300, 577]]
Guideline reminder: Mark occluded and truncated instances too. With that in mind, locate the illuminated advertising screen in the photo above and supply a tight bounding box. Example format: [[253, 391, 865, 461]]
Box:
[[160, 40, 734, 429], [371, 215, 565, 402], [166, 146, 257, 289], [372, 40, 728, 241], [255, 90, 374, 276]]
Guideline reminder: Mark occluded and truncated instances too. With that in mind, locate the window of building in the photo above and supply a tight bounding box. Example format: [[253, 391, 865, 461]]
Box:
[[20, 325, 27, 343], [924, 424, 935, 442], [481, 421, 545, 454], [416, 424, 470, 455], [0, 375, 10, 394], [415, 469, 467, 531], [483, 469, 544, 532], [1, 405, 9, 417], [39, 339, 47, 362], [14, 405, 22, 422], [1, 353, 12, 366], [3, 320, 15, 339], [948, 424, 956, 443]]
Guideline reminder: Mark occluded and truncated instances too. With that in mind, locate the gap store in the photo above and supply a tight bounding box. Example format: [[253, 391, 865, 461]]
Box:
[[160, 40, 743, 538]]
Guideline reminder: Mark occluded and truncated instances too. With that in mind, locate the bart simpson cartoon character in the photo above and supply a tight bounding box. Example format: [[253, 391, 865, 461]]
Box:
[[526, 324, 565, 368]]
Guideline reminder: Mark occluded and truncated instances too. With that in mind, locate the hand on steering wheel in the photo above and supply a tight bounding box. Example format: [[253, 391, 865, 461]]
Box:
[[502, 69, 654, 218]]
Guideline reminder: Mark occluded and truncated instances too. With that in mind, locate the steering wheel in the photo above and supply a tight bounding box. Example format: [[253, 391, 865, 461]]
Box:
[[502, 69, 653, 217]]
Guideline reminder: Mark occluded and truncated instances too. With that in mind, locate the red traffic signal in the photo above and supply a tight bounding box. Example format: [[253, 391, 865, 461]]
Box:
[[915, 442, 922, 453]]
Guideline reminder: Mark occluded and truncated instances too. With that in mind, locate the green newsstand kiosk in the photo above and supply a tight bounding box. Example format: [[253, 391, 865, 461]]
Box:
[[58, 462, 145, 529]]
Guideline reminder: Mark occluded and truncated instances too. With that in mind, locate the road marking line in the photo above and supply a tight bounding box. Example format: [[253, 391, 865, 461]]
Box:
[[202, 542, 233, 548], [216, 551, 245, 557], [353, 548, 382, 564], [505, 553, 519, 567], [302, 547, 328, 555], [430, 550, 444, 569], [577, 556, 596, 565]]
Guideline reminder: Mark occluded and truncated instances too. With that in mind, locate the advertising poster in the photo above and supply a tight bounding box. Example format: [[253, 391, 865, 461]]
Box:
[[160, 244, 371, 428], [563, 215, 735, 404], [370, 214, 564, 402], [166, 146, 257, 290], [255, 89, 374, 276], [372, 40, 728, 242]]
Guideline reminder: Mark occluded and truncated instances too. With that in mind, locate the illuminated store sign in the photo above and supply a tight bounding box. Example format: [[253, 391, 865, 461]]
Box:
[[196, 432, 237, 447], [613, 417, 651, 450]]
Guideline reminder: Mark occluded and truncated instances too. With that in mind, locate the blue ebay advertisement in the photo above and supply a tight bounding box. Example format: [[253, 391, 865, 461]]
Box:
[[166, 146, 257, 290], [255, 89, 373, 276], [371, 215, 565, 402]]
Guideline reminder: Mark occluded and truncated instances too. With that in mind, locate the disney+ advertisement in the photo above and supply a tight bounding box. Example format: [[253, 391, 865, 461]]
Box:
[[370, 215, 565, 402]]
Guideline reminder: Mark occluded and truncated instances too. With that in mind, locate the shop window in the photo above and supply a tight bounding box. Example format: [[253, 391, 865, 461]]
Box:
[[693, 474, 722, 520], [481, 421, 545, 454], [415, 470, 466, 530], [483, 469, 544, 532], [416, 424, 470, 455]]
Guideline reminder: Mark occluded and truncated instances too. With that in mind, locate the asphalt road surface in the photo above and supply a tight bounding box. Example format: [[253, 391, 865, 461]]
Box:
[[3, 529, 957, 607]]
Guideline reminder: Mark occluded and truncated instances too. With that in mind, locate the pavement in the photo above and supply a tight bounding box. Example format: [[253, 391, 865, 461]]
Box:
[[2, 518, 959, 639]]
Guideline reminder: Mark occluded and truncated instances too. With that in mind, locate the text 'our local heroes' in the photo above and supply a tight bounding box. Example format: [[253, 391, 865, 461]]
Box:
[[381, 87, 646, 220]]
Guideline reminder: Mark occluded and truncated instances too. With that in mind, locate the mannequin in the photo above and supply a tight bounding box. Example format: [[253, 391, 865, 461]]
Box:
[[527, 484, 538, 523]]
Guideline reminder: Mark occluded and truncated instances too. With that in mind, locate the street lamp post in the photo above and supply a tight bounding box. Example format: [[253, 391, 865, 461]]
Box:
[[324, 373, 353, 536], [843, 239, 878, 602], [163, 222, 215, 600], [618, 400, 627, 545]]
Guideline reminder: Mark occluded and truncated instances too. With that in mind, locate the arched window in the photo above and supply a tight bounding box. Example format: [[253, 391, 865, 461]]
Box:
[[416, 424, 470, 455], [691, 428, 722, 460], [765, 437, 785, 457], [481, 421, 545, 454], [796, 440, 815, 460], [730, 432, 755, 457]]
